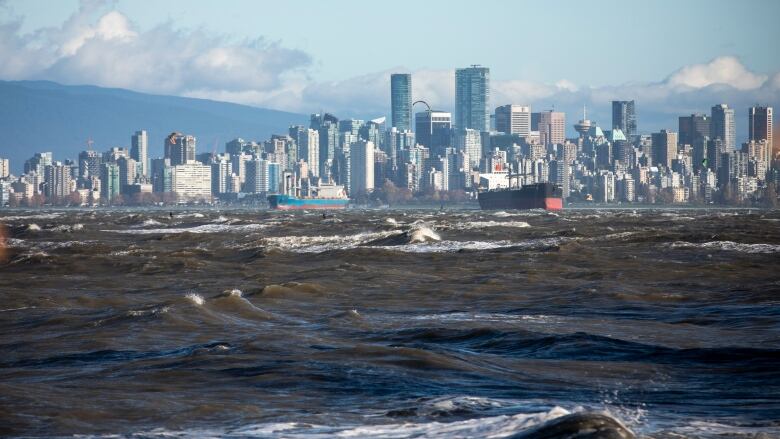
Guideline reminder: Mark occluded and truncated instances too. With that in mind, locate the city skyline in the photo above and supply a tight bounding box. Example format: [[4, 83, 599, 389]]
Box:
[[1, 74, 775, 208]]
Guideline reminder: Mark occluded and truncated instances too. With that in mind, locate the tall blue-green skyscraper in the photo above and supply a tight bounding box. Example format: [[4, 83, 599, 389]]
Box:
[[455, 65, 490, 132], [391, 73, 412, 131]]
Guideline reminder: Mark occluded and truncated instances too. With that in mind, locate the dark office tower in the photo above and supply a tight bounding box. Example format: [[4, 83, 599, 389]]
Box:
[[651, 129, 678, 169], [415, 110, 452, 158], [711, 104, 735, 154], [749, 106, 773, 154], [531, 112, 541, 131], [391, 73, 412, 131], [309, 113, 323, 131], [225, 138, 247, 155], [611, 101, 637, 141], [165, 133, 196, 166], [679, 114, 710, 146], [455, 65, 490, 131]]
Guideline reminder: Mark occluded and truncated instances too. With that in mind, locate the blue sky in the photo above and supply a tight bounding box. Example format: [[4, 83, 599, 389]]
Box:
[[1, 0, 779, 137]]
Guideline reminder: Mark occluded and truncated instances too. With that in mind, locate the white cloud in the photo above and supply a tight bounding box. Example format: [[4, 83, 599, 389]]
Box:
[[0, 1, 778, 135], [0, 1, 311, 99], [666, 56, 767, 91]]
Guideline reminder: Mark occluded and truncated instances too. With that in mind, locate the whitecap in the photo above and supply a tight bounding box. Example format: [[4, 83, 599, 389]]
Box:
[[385, 236, 567, 254], [0, 212, 62, 221], [668, 241, 780, 254], [126, 306, 170, 317], [106, 223, 268, 234], [49, 223, 84, 232], [185, 293, 204, 306], [26, 223, 41, 232], [137, 218, 164, 227], [411, 312, 561, 325], [453, 220, 531, 229], [381, 240, 516, 253], [233, 406, 571, 438], [666, 420, 780, 438], [408, 226, 440, 243], [263, 230, 403, 253]]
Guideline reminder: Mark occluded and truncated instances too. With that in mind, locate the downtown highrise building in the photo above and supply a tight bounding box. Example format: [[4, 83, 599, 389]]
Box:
[[538, 111, 566, 146], [494, 105, 531, 136], [301, 128, 320, 178], [678, 114, 710, 146], [455, 66, 490, 132], [390, 73, 412, 131], [415, 110, 452, 158], [651, 129, 678, 169], [165, 133, 196, 166], [349, 140, 375, 195], [711, 104, 736, 154], [130, 130, 148, 177], [0, 157, 9, 179], [611, 101, 637, 141], [78, 150, 102, 180], [43, 162, 73, 198], [749, 106, 773, 154]]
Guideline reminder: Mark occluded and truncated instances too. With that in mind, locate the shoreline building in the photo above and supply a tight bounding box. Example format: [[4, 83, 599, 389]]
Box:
[[171, 162, 211, 200], [349, 140, 375, 196]]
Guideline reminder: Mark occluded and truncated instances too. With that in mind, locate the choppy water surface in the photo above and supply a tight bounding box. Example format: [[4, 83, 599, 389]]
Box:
[[1, 207, 779, 438]]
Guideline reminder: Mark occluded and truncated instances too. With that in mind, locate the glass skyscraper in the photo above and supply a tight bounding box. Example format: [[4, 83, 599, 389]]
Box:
[[611, 101, 636, 141], [415, 110, 452, 158], [455, 66, 490, 132], [711, 104, 736, 154], [130, 130, 148, 178], [390, 74, 412, 131]]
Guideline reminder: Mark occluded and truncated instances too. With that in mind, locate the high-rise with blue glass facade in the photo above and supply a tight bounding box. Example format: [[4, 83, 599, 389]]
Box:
[[455, 66, 490, 132], [391, 74, 412, 131]]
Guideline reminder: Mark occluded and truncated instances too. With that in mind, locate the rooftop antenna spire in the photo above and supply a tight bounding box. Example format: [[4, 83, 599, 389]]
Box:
[[583, 105, 587, 120]]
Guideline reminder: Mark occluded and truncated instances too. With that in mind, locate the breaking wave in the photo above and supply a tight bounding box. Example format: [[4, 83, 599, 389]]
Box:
[[667, 241, 780, 254], [106, 223, 268, 234], [451, 220, 531, 229]]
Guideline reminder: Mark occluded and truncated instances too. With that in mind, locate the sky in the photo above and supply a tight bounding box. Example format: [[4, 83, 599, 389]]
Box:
[[2, 0, 780, 134]]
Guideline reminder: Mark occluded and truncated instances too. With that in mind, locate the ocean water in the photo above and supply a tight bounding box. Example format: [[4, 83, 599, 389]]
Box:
[[1, 207, 779, 438]]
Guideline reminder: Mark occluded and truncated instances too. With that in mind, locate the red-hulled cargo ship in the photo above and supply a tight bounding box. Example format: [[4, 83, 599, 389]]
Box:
[[477, 182, 563, 211]]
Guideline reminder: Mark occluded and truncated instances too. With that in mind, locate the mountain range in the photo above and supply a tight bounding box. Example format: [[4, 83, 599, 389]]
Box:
[[0, 80, 308, 173]]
